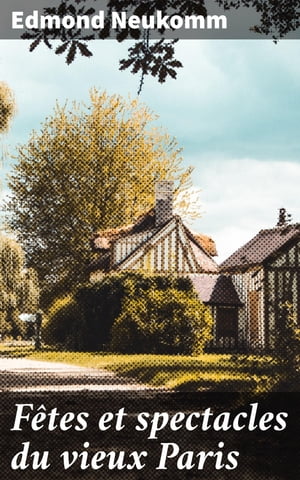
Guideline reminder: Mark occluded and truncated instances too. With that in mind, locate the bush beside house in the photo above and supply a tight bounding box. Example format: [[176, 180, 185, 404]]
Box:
[[45, 273, 213, 354], [111, 288, 212, 354]]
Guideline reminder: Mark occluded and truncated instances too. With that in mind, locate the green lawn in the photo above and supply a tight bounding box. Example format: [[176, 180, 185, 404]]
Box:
[[0, 343, 280, 392]]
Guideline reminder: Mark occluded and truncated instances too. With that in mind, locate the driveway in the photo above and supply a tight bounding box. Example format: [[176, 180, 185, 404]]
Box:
[[0, 357, 153, 392]]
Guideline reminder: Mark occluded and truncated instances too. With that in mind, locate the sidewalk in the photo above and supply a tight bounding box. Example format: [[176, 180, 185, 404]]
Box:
[[0, 357, 153, 392]]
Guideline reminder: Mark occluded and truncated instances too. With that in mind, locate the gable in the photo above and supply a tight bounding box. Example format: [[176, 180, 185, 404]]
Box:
[[114, 217, 218, 273], [268, 239, 300, 268]]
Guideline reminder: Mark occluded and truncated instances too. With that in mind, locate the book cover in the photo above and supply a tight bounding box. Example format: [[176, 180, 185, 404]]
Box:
[[0, 1, 299, 479]]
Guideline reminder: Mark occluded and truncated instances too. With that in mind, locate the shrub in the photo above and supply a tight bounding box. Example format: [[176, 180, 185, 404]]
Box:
[[0, 312, 11, 338], [111, 287, 213, 355], [44, 295, 85, 349], [45, 273, 213, 353], [75, 276, 126, 350], [274, 301, 300, 390], [10, 311, 27, 339], [73, 272, 197, 351]]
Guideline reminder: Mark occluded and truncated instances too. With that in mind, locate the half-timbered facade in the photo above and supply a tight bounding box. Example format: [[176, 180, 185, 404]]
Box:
[[89, 181, 219, 280], [220, 222, 300, 352]]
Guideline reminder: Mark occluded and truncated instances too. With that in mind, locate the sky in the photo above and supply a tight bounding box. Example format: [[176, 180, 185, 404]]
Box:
[[0, 38, 299, 261]]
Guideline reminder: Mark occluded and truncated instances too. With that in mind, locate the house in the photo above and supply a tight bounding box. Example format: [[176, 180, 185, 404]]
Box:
[[89, 180, 244, 351], [220, 215, 300, 352], [89, 181, 219, 279]]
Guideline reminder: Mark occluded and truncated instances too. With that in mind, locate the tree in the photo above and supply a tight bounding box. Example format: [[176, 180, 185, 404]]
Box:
[[0, 82, 16, 168], [22, 1, 300, 92], [0, 82, 16, 134], [6, 89, 193, 298], [0, 234, 39, 339]]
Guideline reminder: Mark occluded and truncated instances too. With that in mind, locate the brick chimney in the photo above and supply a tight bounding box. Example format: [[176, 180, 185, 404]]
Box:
[[155, 181, 174, 227]]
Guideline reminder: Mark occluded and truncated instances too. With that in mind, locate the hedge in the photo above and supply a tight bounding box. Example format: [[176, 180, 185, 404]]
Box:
[[45, 272, 213, 353]]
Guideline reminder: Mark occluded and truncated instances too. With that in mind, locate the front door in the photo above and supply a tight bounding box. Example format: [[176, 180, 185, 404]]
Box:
[[216, 306, 238, 350], [248, 290, 261, 349]]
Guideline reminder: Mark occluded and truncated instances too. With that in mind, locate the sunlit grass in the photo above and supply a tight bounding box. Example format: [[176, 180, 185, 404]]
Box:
[[0, 343, 279, 392]]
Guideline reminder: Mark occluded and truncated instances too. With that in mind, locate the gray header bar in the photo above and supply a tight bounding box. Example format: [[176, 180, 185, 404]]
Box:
[[1, 1, 299, 40]]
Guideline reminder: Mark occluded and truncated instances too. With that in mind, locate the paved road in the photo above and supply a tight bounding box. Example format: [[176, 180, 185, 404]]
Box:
[[0, 357, 154, 392]]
